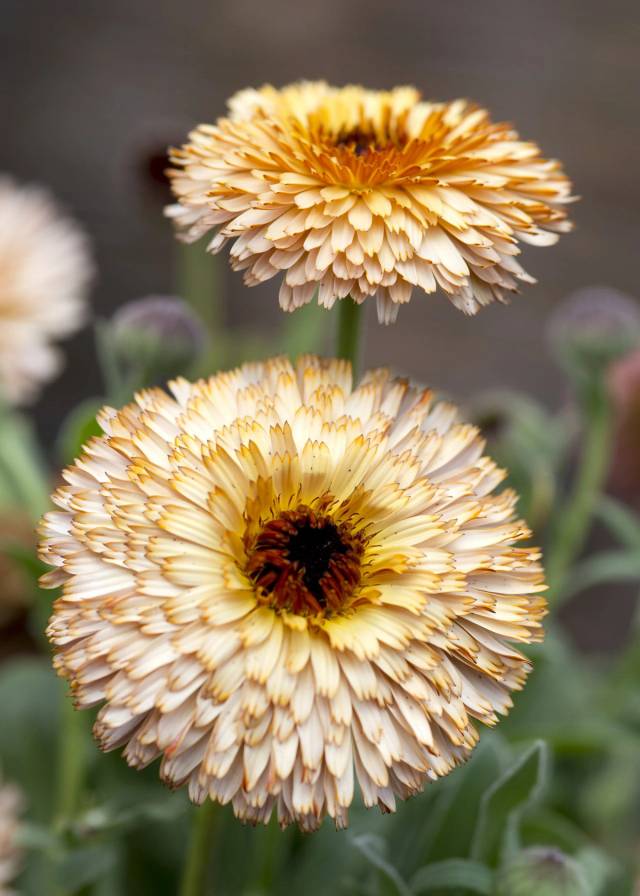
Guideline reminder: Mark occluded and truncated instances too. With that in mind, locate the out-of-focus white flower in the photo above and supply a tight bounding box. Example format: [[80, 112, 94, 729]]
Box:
[[0, 776, 23, 894], [0, 177, 93, 405]]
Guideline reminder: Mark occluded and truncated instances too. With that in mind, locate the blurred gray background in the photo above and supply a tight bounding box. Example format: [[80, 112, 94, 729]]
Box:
[[2, 0, 639, 431]]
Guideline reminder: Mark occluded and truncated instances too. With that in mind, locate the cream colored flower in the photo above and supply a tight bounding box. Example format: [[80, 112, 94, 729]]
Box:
[[39, 356, 546, 830], [0, 177, 92, 405], [0, 776, 22, 894], [166, 82, 572, 323]]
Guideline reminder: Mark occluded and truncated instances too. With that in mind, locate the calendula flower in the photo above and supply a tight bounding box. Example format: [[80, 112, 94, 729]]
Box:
[[39, 356, 546, 830], [166, 82, 572, 324], [0, 176, 92, 405], [0, 776, 23, 894]]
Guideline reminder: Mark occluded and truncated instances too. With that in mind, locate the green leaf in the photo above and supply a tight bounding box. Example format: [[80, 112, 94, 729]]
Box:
[[471, 741, 548, 866], [562, 550, 640, 599], [0, 658, 61, 822], [56, 397, 104, 464], [414, 734, 510, 866], [74, 796, 187, 835], [575, 846, 620, 896], [411, 858, 494, 893], [0, 408, 49, 520], [520, 809, 593, 854], [56, 843, 119, 892], [596, 496, 640, 550], [351, 834, 413, 896], [500, 633, 623, 754], [16, 821, 61, 852]]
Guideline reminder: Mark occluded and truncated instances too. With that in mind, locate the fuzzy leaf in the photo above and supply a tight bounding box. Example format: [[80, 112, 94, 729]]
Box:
[[351, 834, 413, 896], [563, 550, 640, 599], [411, 858, 494, 893], [471, 741, 548, 866], [56, 397, 104, 464], [597, 496, 640, 550], [0, 409, 49, 520], [56, 843, 119, 892]]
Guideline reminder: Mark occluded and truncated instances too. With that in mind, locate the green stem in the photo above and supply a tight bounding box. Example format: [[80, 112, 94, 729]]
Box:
[[95, 320, 127, 406], [0, 402, 50, 520], [179, 801, 218, 896], [546, 379, 612, 603], [54, 686, 87, 831], [256, 816, 281, 893], [336, 297, 363, 373], [177, 243, 221, 354]]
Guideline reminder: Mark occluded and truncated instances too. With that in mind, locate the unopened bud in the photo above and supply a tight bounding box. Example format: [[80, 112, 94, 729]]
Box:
[[496, 847, 587, 896], [548, 286, 640, 378], [111, 295, 206, 383]]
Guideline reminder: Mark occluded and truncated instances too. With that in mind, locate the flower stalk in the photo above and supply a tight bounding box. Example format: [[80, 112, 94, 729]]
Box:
[[177, 242, 221, 356], [179, 801, 218, 896], [336, 297, 363, 373], [54, 686, 87, 831], [546, 377, 612, 602]]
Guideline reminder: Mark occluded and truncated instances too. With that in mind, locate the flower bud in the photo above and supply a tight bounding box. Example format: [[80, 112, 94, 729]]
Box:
[[548, 287, 640, 379], [496, 847, 587, 896], [110, 295, 206, 383]]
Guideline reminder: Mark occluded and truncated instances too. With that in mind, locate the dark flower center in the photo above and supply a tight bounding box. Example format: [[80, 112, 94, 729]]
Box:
[[335, 128, 383, 156], [332, 124, 410, 158], [245, 506, 364, 616]]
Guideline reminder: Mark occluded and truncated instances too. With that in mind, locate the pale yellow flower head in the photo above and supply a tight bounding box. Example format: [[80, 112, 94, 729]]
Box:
[[39, 356, 546, 830], [0, 177, 92, 405], [167, 82, 572, 323]]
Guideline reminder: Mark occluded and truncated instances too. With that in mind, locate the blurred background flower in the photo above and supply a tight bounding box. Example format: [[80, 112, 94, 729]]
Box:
[[0, 774, 23, 894], [0, 177, 93, 406]]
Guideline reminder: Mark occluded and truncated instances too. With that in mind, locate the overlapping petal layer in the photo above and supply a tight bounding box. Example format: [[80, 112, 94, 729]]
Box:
[[167, 82, 572, 323], [39, 356, 546, 830]]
